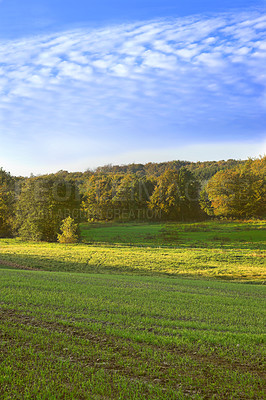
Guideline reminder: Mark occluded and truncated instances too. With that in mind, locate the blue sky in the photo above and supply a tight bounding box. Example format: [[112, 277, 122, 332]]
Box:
[[0, 1, 265, 175]]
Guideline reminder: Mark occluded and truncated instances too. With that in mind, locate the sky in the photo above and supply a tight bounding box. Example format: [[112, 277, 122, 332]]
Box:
[[0, 1, 265, 176]]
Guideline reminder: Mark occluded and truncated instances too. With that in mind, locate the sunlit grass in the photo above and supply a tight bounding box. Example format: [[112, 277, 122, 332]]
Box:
[[0, 270, 265, 399], [0, 220, 265, 398], [0, 226, 265, 281]]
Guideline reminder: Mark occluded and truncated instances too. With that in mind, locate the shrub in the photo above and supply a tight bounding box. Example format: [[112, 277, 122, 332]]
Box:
[[57, 217, 80, 244]]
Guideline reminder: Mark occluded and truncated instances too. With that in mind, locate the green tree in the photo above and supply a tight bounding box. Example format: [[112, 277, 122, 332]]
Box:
[[82, 173, 155, 221], [0, 168, 16, 237], [199, 188, 214, 216], [15, 176, 80, 241], [148, 167, 200, 221], [112, 174, 137, 212], [205, 157, 266, 218], [111, 174, 154, 220], [57, 216, 79, 243], [82, 174, 113, 220]]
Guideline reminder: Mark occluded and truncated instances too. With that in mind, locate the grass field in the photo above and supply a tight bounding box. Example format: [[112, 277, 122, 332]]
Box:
[[0, 221, 265, 281], [0, 221, 265, 398], [80, 220, 266, 249], [1, 270, 265, 399]]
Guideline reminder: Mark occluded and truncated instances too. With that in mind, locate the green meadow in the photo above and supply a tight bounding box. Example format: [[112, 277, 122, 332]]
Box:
[[80, 220, 266, 249], [0, 221, 265, 281], [0, 221, 265, 399]]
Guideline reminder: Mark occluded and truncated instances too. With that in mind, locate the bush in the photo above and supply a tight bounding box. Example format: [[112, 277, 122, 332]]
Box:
[[57, 217, 80, 244]]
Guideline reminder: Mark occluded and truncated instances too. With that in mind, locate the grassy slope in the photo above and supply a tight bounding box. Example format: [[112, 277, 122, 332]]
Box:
[[0, 221, 265, 399], [0, 270, 265, 399], [0, 221, 265, 281]]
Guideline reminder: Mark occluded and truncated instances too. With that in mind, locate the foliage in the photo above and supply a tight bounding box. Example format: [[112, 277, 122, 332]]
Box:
[[205, 157, 266, 218], [112, 174, 155, 219], [199, 187, 214, 216], [15, 175, 80, 241], [148, 167, 200, 220], [57, 216, 80, 243], [82, 174, 114, 220], [94, 159, 245, 179], [82, 173, 155, 221], [0, 157, 264, 242], [0, 168, 16, 237]]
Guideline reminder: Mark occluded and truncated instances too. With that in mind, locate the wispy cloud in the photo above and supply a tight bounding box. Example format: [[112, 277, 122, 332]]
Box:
[[0, 10, 265, 175]]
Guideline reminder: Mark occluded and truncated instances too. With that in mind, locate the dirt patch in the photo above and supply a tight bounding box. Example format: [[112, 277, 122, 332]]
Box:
[[0, 259, 40, 271]]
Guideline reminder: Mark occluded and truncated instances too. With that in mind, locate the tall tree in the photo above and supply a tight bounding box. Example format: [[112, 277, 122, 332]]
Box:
[[15, 176, 80, 241], [205, 157, 266, 218], [148, 167, 200, 220], [82, 174, 113, 220], [0, 168, 16, 237], [112, 174, 155, 219]]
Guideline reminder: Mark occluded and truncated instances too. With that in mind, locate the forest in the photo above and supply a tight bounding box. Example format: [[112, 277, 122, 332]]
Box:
[[0, 156, 265, 242]]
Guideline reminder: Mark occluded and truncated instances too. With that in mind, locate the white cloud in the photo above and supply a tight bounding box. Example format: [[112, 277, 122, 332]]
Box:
[[195, 52, 226, 68], [142, 50, 177, 70], [0, 9, 265, 175]]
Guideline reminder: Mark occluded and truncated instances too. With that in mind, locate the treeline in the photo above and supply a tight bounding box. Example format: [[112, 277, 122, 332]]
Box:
[[200, 157, 265, 219], [0, 156, 265, 241], [93, 159, 245, 180], [51, 158, 245, 181], [81, 167, 200, 221]]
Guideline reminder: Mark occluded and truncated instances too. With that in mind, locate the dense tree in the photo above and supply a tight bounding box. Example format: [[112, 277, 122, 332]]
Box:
[[204, 157, 266, 218], [112, 175, 155, 218], [82, 174, 114, 220], [199, 188, 214, 216], [0, 157, 261, 241], [82, 174, 155, 221], [88, 159, 244, 180], [15, 176, 80, 241], [0, 168, 16, 237], [148, 167, 200, 221]]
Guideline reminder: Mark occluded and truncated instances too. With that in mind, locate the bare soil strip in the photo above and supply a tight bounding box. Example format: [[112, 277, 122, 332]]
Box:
[[0, 259, 39, 271]]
